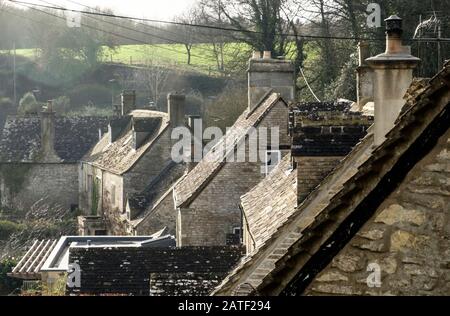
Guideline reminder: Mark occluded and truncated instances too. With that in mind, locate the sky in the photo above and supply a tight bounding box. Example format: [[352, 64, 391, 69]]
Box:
[[11, 0, 199, 20]]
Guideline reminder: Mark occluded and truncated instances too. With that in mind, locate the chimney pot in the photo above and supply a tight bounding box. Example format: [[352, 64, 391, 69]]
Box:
[[385, 15, 403, 35], [46, 100, 54, 112], [366, 14, 420, 146], [263, 51, 272, 59], [252, 51, 262, 59]]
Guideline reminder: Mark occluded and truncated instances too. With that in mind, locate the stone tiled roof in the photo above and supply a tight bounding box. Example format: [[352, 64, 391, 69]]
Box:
[[0, 116, 109, 163], [174, 92, 285, 208], [213, 63, 450, 296], [241, 154, 297, 250], [129, 161, 187, 225], [291, 101, 354, 118], [67, 246, 244, 296], [84, 110, 169, 175]]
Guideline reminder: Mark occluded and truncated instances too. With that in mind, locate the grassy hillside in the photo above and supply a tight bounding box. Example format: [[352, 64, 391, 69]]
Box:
[[3, 42, 317, 76], [2, 43, 252, 76]]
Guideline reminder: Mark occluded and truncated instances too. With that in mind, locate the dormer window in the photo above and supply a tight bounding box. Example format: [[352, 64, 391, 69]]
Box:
[[131, 117, 162, 150]]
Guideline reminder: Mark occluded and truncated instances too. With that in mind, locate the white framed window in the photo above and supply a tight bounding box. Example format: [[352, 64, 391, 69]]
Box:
[[265, 150, 281, 176]]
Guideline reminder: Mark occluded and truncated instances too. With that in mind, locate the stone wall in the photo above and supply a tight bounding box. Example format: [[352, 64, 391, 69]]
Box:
[[295, 156, 342, 201], [134, 190, 177, 236], [305, 128, 450, 296], [248, 57, 295, 111], [0, 163, 78, 211], [68, 246, 243, 296]]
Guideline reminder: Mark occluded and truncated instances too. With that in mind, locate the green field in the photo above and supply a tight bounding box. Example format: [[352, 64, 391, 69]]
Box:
[[3, 43, 252, 75], [3, 42, 316, 76]]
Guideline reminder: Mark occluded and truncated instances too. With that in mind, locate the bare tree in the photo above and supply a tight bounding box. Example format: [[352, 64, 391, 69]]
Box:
[[176, 7, 203, 65], [141, 63, 170, 108], [198, 0, 229, 72], [118, 49, 171, 109], [205, 0, 307, 72]]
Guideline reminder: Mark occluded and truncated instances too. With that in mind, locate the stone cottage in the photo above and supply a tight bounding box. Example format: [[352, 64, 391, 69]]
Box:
[[78, 91, 188, 236], [173, 52, 294, 247], [214, 16, 450, 296], [241, 101, 372, 254], [0, 101, 108, 211]]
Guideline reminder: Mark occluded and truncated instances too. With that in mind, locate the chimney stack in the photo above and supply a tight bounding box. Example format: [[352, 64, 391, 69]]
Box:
[[263, 51, 272, 59], [356, 41, 373, 110], [121, 90, 136, 116], [252, 51, 262, 59], [168, 93, 186, 127], [248, 51, 295, 111], [40, 100, 60, 162], [366, 15, 420, 146]]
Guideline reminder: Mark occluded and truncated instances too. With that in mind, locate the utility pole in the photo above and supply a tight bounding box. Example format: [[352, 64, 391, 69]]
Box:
[[13, 41, 17, 107], [437, 24, 442, 72]]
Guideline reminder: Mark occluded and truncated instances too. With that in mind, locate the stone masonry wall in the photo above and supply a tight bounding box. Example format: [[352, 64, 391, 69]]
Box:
[[295, 156, 342, 202], [135, 190, 177, 235], [102, 171, 127, 235], [0, 163, 78, 211], [305, 128, 450, 296]]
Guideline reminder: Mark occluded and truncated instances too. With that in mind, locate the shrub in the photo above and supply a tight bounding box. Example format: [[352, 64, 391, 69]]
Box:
[[18, 92, 42, 115], [67, 105, 113, 117], [0, 220, 24, 240], [0, 258, 22, 295]]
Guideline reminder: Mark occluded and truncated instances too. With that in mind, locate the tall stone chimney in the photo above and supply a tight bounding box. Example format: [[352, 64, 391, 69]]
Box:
[[168, 93, 186, 127], [121, 90, 136, 116], [366, 15, 420, 146], [248, 51, 295, 111], [356, 41, 373, 110], [40, 100, 60, 162]]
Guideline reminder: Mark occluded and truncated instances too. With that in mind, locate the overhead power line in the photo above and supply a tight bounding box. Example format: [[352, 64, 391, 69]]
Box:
[[8, 0, 450, 43], [6, 0, 389, 42], [10, 1, 219, 66], [57, 0, 237, 61]]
